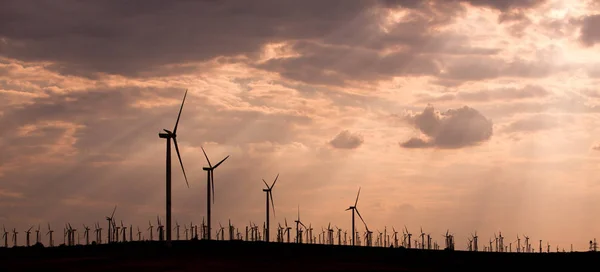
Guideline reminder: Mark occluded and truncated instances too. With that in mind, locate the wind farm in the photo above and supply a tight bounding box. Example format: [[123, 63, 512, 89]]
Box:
[[4, 2, 600, 271], [1, 89, 599, 272]]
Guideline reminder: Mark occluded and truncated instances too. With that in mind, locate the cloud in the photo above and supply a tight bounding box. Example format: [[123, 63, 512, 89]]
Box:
[[434, 57, 554, 86], [329, 130, 364, 149], [592, 143, 600, 151], [579, 14, 600, 46], [459, 0, 548, 11], [400, 105, 493, 149], [500, 114, 565, 133], [0, 0, 503, 84], [416, 85, 550, 104]]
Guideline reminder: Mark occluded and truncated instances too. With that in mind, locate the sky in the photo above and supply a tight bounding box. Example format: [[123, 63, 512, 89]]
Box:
[[1, 0, 600, 251]]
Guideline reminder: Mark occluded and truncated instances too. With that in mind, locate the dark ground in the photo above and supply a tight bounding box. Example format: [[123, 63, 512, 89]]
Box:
[[0, 240, 597, 271]]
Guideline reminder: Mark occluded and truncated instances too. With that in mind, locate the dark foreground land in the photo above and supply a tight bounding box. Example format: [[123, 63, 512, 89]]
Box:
[[0, 240, 597, 271]]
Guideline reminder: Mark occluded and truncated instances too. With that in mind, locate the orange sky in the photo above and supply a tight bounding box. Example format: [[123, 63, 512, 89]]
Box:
[[1, 0, 600, 251]]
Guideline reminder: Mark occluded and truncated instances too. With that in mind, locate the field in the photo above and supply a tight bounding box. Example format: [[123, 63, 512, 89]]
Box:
[[0, 240, 596, 271]]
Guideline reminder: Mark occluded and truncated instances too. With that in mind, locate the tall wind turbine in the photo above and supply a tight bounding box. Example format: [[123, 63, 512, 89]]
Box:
[[158, 89, 190, 244], [200, 146, 229, 240], [106, 206, 117, 243], [262, 173, 279, 242], [345, 187, 366, 246]]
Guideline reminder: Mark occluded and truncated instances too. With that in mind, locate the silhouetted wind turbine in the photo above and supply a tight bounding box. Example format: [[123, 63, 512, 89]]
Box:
[[46, 223, 54, 247], [262, 173, 279, 242], [2, 226, 7, 247], [35, 224, 40, 245], [158, 89, 190, 244], [25, 226, 33, 247], [200, 146, 229, 240], [94, 223, 102, 244], [106, 206, 117, 243], [294, 206, 307, 243], [12, 228, 18, 247], [345, 187, 366, 246], [83, 224, 90, 245]]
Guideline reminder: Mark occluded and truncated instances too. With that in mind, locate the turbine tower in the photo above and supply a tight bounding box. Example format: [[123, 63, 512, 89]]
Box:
[[200, 146, 229, 240], [262, 173, 279, 242], [158, 89, 190, 244], [345, 187, 366, 246]]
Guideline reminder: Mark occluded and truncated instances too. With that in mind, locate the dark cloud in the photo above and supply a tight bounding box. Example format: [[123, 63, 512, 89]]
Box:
[[0, 0, 378, 77], [0, 0, 502, 85], [329, 130, 364, 149], [579, 14, 600, 46], [459, 0, 548, 11], [257, 41, 442, 86], [434, 57, 553, 86], [400, 105, 493, 149]]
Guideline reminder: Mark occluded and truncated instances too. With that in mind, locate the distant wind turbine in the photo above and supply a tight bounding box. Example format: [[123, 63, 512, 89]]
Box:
[[105, 206, 117, 243], [200, 146, 229, 240], [345, 187, 367, 246], [262, 173, 279, 242]]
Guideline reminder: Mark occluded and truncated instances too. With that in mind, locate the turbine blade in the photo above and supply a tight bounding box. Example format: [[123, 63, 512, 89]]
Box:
[[111, 205, 117, 219], [262, 179, 269, 188], [173, 138, 189, 188], [201, 146, 212, 168], [173, 89, 187, 134], [211, 170, 215, 204], [269, 191, 276, 218], [271, 173, 279, 188], [354, 187, 361, 207], [355, 208, 368, 231], [213, 155, 229, 169]]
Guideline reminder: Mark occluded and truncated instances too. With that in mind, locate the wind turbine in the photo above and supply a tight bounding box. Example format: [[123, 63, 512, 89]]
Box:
[[46, 224, 54, 247], [82, 224, 90, 245], [284, 218, 292, 243], [148, 221, 154, 241], [106, 206, 117, 243], [121, 221, 127, 242], [25, 226, 33, 247], [472, 231, 478, 252], [392, 227, 398, 248], [200, 146, 229, 240], [404, 226, 412, 248], [12, 228, 18, 247], [35, 225, 40, 245], [345, 187, 366, 246], [262, 173, 279, 242], [294, 206, 307, 243], [95, 223, 102, 244], [158, 89, 190, 244], [2, 226, 7, 247], [419, 227, 425, 249]]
